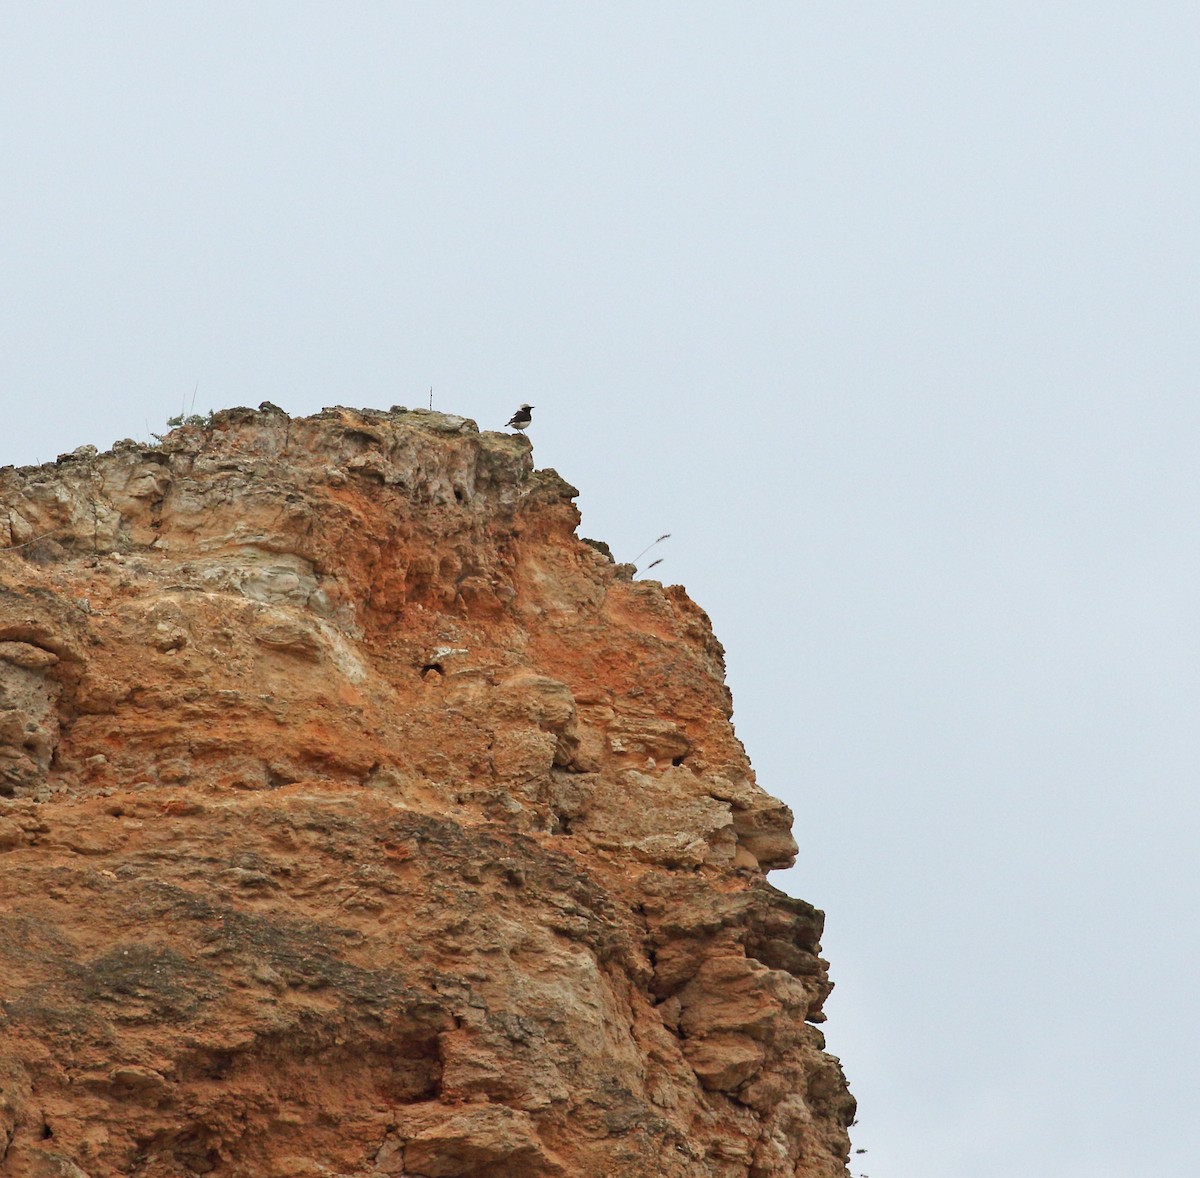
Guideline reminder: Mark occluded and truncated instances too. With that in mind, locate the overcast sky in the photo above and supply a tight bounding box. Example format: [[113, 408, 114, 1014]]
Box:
[[4, 5, 1198, 1175]]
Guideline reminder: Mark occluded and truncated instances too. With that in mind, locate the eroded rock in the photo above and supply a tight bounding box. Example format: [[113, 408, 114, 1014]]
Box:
[[0, 405, 854, 1177]]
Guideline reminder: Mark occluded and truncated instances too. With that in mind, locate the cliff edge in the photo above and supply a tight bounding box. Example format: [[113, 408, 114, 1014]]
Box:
[[0, 404, 855, 1177]]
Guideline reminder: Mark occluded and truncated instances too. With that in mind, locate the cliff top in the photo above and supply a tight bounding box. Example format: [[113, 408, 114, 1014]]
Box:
[[0, 402, 854, 1177]]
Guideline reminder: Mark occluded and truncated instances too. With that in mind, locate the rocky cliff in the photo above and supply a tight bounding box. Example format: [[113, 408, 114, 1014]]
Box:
[[0, 405, 855, 1178]]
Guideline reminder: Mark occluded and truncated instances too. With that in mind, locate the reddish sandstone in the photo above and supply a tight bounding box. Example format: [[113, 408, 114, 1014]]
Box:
[[0, 405, 854, 1177]]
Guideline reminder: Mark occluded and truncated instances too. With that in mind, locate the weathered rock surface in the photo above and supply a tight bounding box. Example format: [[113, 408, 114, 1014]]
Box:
[[0, 405, 854, 1177]]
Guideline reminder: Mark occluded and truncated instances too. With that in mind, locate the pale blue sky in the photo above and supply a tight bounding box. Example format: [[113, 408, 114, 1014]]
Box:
[[4, 5, 1198, 1175]]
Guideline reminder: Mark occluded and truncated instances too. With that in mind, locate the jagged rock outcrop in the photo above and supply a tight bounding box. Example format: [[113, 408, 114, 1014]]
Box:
[[0, 405, 855, 1177]]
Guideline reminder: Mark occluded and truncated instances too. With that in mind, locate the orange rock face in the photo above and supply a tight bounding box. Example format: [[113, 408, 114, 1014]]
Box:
[[0, 406, 854, 1177]]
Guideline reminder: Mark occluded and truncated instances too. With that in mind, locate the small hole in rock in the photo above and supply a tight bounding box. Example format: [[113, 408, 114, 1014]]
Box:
[[421, 663, 444, 677], [671, 755, 686, 767]]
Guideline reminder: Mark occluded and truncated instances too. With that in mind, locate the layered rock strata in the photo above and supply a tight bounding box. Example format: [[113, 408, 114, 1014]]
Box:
[[0, 405, 855, 1177]]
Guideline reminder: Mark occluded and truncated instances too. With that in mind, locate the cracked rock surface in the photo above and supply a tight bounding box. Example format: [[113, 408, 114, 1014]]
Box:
[[0, 404, 854, 1177]]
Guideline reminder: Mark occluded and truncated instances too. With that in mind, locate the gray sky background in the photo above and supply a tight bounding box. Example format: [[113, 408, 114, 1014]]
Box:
[[4, 5, 1197, 1174]]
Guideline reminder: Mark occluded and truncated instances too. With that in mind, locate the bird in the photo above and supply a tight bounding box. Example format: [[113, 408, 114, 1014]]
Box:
[[506, 404, 534, 431]]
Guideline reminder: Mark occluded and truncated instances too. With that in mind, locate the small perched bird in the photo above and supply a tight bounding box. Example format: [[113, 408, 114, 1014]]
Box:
[[506, 403, 534, 431]]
